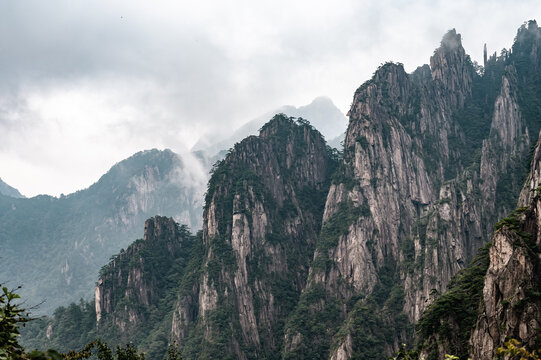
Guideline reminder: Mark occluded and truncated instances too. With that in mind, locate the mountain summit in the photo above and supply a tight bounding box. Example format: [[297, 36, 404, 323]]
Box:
[[192, 96, 347, 157]]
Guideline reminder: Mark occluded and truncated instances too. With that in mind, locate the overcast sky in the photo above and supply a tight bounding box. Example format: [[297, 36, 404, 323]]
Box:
[[0, 0, 539, 197]]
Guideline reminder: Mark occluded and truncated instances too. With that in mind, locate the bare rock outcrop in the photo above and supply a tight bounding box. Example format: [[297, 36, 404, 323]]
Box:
[[94, 216, 190, 341], [170, 115, 336, 359]]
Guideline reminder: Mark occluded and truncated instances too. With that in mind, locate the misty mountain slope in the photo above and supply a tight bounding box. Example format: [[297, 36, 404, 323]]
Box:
[[0, 149, 205, 314], [172, 115, 338, 359], [283, 24, 539, 359], [327, 132, 345, 150], [0, 177, 24, 198], [193, 96, 347, 157]]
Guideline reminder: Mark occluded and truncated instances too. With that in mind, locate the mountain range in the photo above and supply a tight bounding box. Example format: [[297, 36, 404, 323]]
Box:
[[0, 96, 347, 316], [0, 149, 206, 314], [192, 96, 347, 157], [16, 20, 541, 360]]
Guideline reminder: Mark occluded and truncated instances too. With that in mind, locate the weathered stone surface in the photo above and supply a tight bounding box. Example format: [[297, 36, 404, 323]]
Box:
[[94, 216, 188, 341], [470, 142, 541, 359], [283, 28, 534, 359], [171, 115, 335, 359]]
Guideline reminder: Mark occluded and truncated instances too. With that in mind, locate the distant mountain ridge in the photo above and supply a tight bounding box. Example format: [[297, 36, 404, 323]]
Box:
[[0, 177, 24, 198], [0, 148, 205, 314], [192, 96, 347, 157]]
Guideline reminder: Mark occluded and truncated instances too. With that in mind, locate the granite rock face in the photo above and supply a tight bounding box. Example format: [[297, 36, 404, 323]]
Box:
[[415, 21, 541, 360], [170, 115, 336, 359], [469, 133, 541, 360], [283, 27, 536, 359], [94, 216, 191, 342]]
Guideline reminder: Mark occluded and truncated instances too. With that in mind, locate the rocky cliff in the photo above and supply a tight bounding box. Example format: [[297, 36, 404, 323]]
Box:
[[23, 216, 197, 359], [469, 207, 541, 360], [467, 129, 541, 360], [283, 25, 537, 359], [410, 22, 541, 360], [417, 133, 541, 360], [171, 115, 337, 359], [94, 216, 190, 334]]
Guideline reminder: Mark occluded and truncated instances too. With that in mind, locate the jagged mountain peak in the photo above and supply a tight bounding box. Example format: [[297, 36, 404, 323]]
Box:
[[439, 28, 462, 52], [353, 61, 406, 90], [515, 19, 540, 41], [374, 61, 407, 79], [0, 147, 205, 315], [93, 148, 178, 183], [182, 113, 336, 359], [430, 29, 472, 99], [143, 215, 182, 242], [430, 28, 468, 66], [68, 148, 181, 199], [258, 113, 309, 136], [19, 20, 541, 360], [512, 20, 541, 71]]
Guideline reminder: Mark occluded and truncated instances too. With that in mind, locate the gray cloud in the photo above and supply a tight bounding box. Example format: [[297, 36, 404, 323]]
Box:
[[0, 0, 540, 196]]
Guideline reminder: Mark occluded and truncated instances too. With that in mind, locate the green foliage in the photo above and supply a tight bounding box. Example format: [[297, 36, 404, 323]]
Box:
[[513, 21, 541, 141], [0, 285, 28, 359], [389, 343, 419, 360], [416, 242, 492, 359], [63, 341, 146, 360], [337, 300, 388, 359], [400, 237, 416, 274], [494, 207, 533, 242], [206, 235, 237, 286], [0, 284, 145, 360], [449, 65, 502, 171], [286, 254, 413, 360], [163, 344, 183, 360], [496, 337, 541, 360], [494, 154, 530, 214], [282, 285, 341, 360], [112, 343, 145, 360], [330, 160, 357, 190], [313, 200, 370, 272], [333, 262, 411, 359]]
